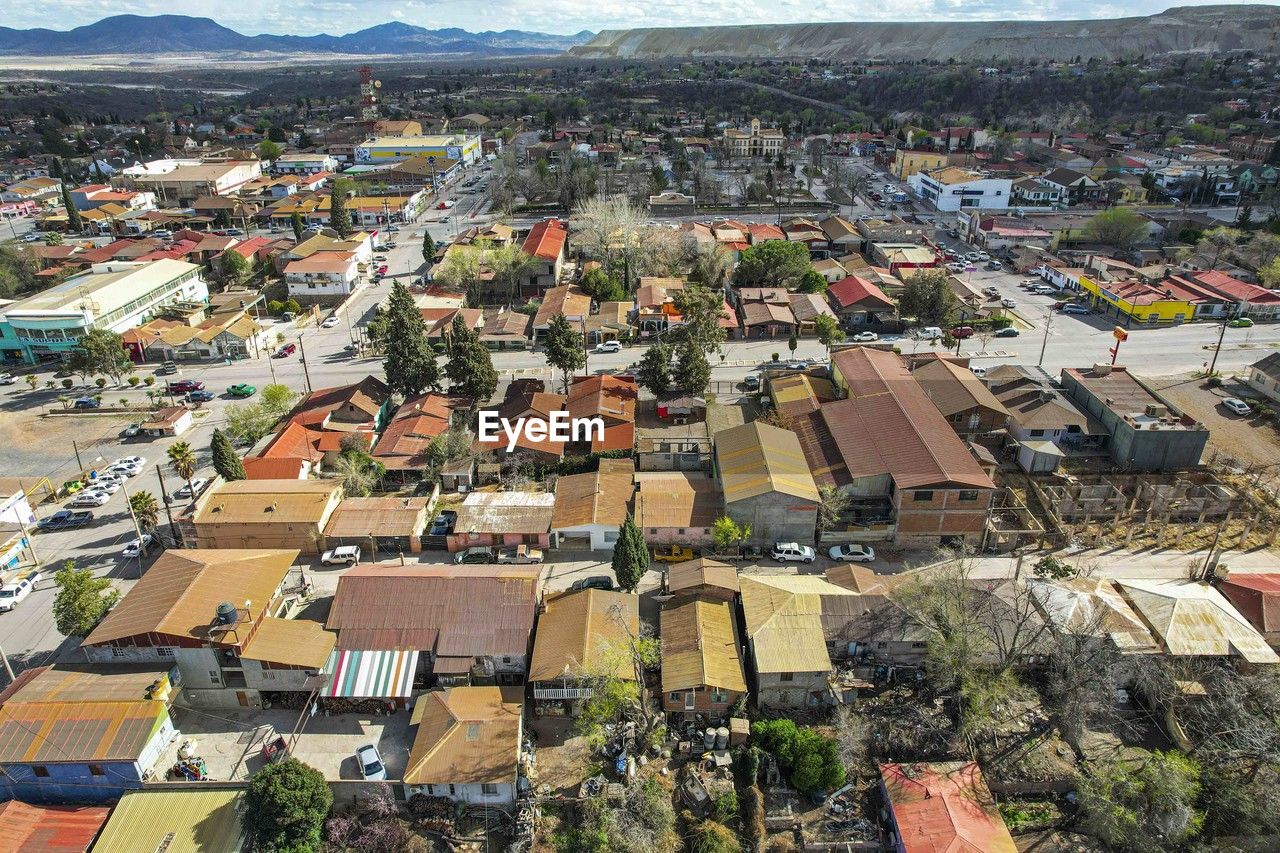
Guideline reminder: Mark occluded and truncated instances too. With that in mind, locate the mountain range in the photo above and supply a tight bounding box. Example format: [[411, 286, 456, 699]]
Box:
[[571, 5, 1280, 62], [0, 15, 594, 57]]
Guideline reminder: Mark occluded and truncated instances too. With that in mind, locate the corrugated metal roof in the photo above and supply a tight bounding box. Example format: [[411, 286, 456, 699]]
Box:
[[668, 559, 739, 596], [194, 479, 340, 525], [404, 686, 522, 785], [241, 617, 335, 670], [912, 358, 1010, 420], [1116, 579, 1279, 663], [634, 472, 723, 529], [1029, 578, 1159, 653], [83, 549, 297, 646], [0, 801, 109, 853], [0, 697, 167, 763], [326, 565, 540, 655], [528, 588, 639, 682], [715, 421, 819, 504], [660, 598, 746, 694], [551, 459, 634, 529], [324, 496, 431, 538], [91, 789, 244, 853], [740, 575, 869, 674], [881, 762, 1017, 853], [321, 649, 419, 698], [453, 491, 554, 535]]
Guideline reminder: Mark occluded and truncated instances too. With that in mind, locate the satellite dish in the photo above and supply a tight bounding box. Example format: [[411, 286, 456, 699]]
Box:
[[374, 80, 382, 88]]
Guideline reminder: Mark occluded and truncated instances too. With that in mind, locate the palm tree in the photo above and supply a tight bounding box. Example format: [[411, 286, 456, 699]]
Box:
[[129, 490, 159, 533], [167, 441, 198, 504]]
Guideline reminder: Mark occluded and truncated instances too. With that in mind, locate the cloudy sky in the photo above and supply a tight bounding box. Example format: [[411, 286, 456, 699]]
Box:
[[11, 0, 1274, 36]]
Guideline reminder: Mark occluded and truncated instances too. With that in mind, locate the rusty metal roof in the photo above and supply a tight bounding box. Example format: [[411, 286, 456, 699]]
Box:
[[453, 491, 554, 535], [404, 686, 523, 786], [326, 564, 541, 654], [0, 800, 110, 853], [194, 479, 340, 525], [324, 496, 431, 539], [528, 588, 639, 683], [660, 597, 746, 694], [715, 421, 819, 504], [634, 472, 723, 529], [239, 616, 335, 670], [551, 459, 634, 529], [1116, 579, 1279, 664], [668, 559, 739, 596]]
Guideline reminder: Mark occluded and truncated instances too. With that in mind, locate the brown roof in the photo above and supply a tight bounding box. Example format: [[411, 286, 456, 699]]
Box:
[[326, 564, 540, 654], [480, 309, 531, 341], [823, 348, 994, 490], [551, 459, 635, 529], [194, 479, 340, 526], [911, 358, 1010, 420], [83, 549, 298, 646], [787, 292, 838, 324], [0, 800, 110, 853], [533, 285, 590, 328], [715, 421, 819, 503], [633, 472, 723, 529], [288, 375, 391, 431], [324, 497, 431, 538], [453, 491, 555, 535], [660, 597, 747, 694], [528, 588, 640, 682], [740, 301, 795, 327], [239, 616, 335, 669], [985, 366, 1093, 432], [668, 559, 739, 596], [404, 686, 522, 785], [372, 393, 461, 471]]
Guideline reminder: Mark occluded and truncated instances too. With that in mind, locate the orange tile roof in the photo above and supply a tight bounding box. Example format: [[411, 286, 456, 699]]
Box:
[[881, 762, 1016, 853], [0, 801, 110, 853], [521, 219, 567, 262]]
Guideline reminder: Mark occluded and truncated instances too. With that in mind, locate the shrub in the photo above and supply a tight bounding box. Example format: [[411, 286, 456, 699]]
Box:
[[94, 377, 106, 389], [751, 719, 845, 796], [143, 376, 156, 387], [283, 299, 302, 315], [61, 378, 73, 389], [127, 375, 141, 387], [1205, 376, 1223, 388], [267, 300, 285, 315]]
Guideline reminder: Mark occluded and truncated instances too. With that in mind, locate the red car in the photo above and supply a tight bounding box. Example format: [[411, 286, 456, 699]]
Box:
[[377, 265, 388, 275], [950, 326, 975, 339], [167, 379, 204, 393], [274, 343, 297, 358]]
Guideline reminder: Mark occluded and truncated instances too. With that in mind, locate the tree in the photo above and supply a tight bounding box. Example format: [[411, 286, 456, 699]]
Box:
[[711, 515, 750, 553], [486, 241, 537, 304], [257, 140, 283, 161], [444, 314, 497, 403], [636, 343, 673, 396], [797, 269, 828, 294], [1076, 750, 1203, 852], [243, 758, 333, 853], [0, 244, 38, 300], [813, 314, 845, 353], [1195, 226, 1242, 267], [67, 328, 133, 384], [1032, 554, 1075, 579], [734, 240, 811, 288], [576, 615, 661, 748], [290, 211, 305, 242], [750, 719, 845, 796], [219, 249, 251, 286], [382, 282, 439, 398], [128, 490, 159, 533], [225, 384, 297, 446], [787, 331, 798, 356], [211, 428, 246, 481], [816, 485, 850, 533], [611, 513, 648, 593], [543, 313, 586, 394], [581, 267, 628, 303], [898, 269, 956, 329], [331, 435, 384, 497], [688, 244, 733, 290], [167, 441, 198, 504], [1260, 256, 1280, 289], [53, 560, 120, 637], [1088, 207, 1149, 251], [670, 286, 728, 355], [60, 181, 82, 233], [1039, 608, 1131, 750], [329, 180, 352, 238], [673, 340, 711, 396], [43, 232, 63, 246]]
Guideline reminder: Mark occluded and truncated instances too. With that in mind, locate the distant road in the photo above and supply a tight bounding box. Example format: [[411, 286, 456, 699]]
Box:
[[721, 78, 859, 117]]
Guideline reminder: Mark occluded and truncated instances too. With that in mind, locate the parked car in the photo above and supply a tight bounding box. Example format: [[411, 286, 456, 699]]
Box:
[[356, 744, 387, 781], [971, 366, 987, 378], [39, 510, 94, 530], [916, 326, 943, 340], [652, 544, 695, 562], [85, 480, 121, 495], [173, 478, 210, 500], [1230, 317, 1255, 328], [455, 546, 495, 564], [984, 261, 1002, 271], [429, 512, 456, 536], [743, 374, 761, 392], [570, 576, 616, 592], [946, 262, 966, 273], [321, 545, 361, 566], [1033, 285, 1056, 295], [186, 390, 215, 403], [950, 326, 975, 339], [1001, 299, 1017, 308], [121, 422, 143, 438], [105, 463, 142, 478], [227, 383, 256, 398], [982, 286, 1000, 297], [0, 373, 16, 385], [274, 344, 297, 358], [594, 340, 622, 353], [122, 533, 155, 558], [166, 379, 203, 393], [0, 576, 38, 612], [72, 397, 100, 409], [321, 316, 341, 329], [68, 492, 110, 508], [995, 327, 1020, 338], [157, 361, 179, 375], [851, 331, 879, 342], [770, 542, 816, 563], [497, 545, 544, 564], [1223, 398, 1253, 416], [828, 544, 876, 563], [1062, 304, 1090, 315]]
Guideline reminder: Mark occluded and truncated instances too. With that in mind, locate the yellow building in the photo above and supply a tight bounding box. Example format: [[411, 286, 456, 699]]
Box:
[[892, 150, 948, 180], [356, 134, 482, 165], [1078, 273, 1197, 325]]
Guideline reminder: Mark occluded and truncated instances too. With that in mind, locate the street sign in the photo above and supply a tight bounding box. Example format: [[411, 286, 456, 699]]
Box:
[[1112, 326, 1129, 341]]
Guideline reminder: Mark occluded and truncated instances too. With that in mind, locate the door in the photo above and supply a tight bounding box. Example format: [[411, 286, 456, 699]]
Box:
[[237, 692, 249, 707], [684, 691, 695, 711]]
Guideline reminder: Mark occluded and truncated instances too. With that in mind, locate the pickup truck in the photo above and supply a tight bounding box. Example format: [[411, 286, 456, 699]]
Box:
[[651, 544, 696, 563], [38, 509, 94, 531], [496, 545, 544, 565]]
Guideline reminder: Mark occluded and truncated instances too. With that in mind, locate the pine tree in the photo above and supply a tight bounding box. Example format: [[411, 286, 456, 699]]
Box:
[[329, 180, 352, 238], [290, 211, 305, 242], [60, 181, 82, 233], [49, 157, 64, 179], [612, 513, 648, 593], [673, 341, 711, 396], [383, 281, 439, 397], [211, 428, 246, 481], [444, 314, 497, 403]]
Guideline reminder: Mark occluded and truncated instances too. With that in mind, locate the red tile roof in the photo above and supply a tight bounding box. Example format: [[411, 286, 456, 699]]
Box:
[[881, 762, 1017, 853], [829, 275, 895, 311], [567, 375, 637, 452], [521, 219, 568, 263], [1189, 270, 1280, 304], [0, 801, 110, 853]]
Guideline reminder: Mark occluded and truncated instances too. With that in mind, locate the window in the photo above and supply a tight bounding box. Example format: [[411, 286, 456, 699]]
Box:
[[958, 490, 979, 502], [913, 491, 934, 502], [650, 528, 658, 535], [710, 690, 728, 704], [157, 647, 174, 658], [448, 784, 456, 796], [669, 692, 681, 702], [89, 764, 105, 777], [32, 766, 49, 778], [779, 672, 794, 682], [1030, 429, 1045, 438], [677, 528, 685, 535], [967, 413, 980, 430], [482, 783, 499, 795], [425, 784, 436, 796]]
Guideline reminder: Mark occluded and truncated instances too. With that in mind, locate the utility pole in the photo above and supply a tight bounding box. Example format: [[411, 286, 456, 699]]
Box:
[[155, 465, 181, 548], [297, 336, 313, 393], [1207, 312, 1232, 376], [0, 643, 14, 684], [118, 479, 148, 579], [71, 439, 84, 473], [1037, 308, 1054, 367]]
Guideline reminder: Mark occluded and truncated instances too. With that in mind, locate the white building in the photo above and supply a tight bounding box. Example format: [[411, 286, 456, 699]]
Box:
[[356, 134, 482, 165], [908, 167, 1012, 212], [272, 153, 338, 175], [284, 250, 359, 299], [0, 260, 208, 364]]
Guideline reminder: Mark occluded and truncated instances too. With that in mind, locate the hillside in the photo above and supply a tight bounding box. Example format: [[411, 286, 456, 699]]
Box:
[[0, 15, 593, 57], [569, 5, 1280, 62]]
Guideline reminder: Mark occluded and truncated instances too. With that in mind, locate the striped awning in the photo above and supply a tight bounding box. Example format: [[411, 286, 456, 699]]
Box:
[[321, 649, 419, 698]]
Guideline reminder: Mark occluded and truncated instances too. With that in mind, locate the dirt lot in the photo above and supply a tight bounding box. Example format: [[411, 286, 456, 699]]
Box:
[[1148, 374, 1280, 470]]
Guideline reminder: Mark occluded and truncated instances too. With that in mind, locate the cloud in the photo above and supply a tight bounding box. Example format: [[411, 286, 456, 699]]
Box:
[[4, 0, 1270, 36]]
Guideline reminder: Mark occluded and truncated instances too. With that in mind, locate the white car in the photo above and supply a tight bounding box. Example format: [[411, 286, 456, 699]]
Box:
[[69, 491, 110, 508], [828, 544, 876, 563], [1033, 285, 1056, 295], [852, 331, 879, 342], [321, 316, 341, 328], [95, 473, 127, 487], [770, 542, 816, 563], [971, 366, 987, 378], [85, 480, 121, 495], [594, 340, 622, 353], [121, 422, 142, 438], [0, 576, 38, 612], [0, 373, 16, 385], [1001, 299, 1017, 308], [114, 456, 147, 468], [106, 463, 142, 478], [322, 545, 362, 566], [946, 262, 966, 273], [357, 743, 386, 780], [1223, 398, 1253, 416], [173, 478, 210, 500], [122, 533, 155, 558]]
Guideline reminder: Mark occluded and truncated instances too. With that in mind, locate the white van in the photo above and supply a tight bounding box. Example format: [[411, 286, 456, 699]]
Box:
[[916, 326, 943, 340]]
